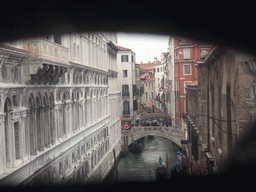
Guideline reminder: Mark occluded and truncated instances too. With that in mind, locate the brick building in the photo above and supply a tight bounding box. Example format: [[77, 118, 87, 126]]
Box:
[[185, 46, 255, 175], [174, 37, 212, 130]]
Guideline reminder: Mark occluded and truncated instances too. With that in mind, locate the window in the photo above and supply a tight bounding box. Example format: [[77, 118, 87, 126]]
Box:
[[184, 64, 191, 75], [132, 55, 134, 62], [123, 101, 130, 114], [123, 84, 129, 92], [152, 92, 153, 99], [73, 43, 76, 58], [121, 55, 128, 62], [122, 85, 129, 96], [54, 34, 61, 45], [146, 92, 148, 99], [133, 100, 138, 111], [77, 45, 80, 60], [184, 49, 190, 59], [157, 68, 159, 72], [123, 70, 127, 77]]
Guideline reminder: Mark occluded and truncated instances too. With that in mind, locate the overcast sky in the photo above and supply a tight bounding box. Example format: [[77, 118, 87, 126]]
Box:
[[117, 32, 169, 63]]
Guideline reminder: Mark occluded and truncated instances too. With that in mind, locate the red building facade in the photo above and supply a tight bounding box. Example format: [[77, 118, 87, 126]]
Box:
[[174, 37, 212, 129]]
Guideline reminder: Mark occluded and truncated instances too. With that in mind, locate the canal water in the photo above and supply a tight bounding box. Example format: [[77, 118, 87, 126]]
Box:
[[106, 136, 181, 182]]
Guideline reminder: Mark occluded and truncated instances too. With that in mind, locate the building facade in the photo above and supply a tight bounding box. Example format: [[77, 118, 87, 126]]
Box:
[[0, 32, 121, 186], [166, 37, 175, 125], [185, 46, 255, 175], [155, 57, 166, 112], [116, 46, 138, 125], [139, 61, 156, 112], [174, 37, 212, 130]]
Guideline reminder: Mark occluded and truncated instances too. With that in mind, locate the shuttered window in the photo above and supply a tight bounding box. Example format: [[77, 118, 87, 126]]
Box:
[[121, 55, 128, 62]]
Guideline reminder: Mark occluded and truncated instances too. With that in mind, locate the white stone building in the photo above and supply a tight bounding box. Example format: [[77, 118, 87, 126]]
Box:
[[0, 32, 121, 186], [166, 37, 175, 125], [154, 57, 167, 112], [116, 46, 138, 125]]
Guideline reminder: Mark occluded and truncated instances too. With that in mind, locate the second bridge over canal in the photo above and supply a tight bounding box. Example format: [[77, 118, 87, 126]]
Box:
[[121, 126, 185, 149]]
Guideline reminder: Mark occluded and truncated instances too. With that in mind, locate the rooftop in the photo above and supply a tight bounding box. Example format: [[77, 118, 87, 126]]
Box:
[[116, 45, 131, 51], [140, 72, 149, 79], [139, 61, 159, 71]]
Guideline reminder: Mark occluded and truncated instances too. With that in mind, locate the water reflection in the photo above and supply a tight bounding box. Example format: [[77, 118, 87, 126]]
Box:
[[107, 136, 181, 182]]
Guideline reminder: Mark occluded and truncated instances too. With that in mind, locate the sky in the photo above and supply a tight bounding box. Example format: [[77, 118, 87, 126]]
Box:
[[117, 32, 169, 63]]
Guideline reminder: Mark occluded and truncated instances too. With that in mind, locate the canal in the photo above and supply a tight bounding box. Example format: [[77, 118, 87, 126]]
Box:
[[106, 136, 181, 182]]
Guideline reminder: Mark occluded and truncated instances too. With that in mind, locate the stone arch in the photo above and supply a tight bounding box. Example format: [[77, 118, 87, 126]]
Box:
[[62, 92, 67, 137], [28, 94, 36, 155], [4, 97, 12, 168], [35, 93, 42, 107], [77, 91, 79, 100], [35, 93, 43, 151], [28, 93, 35, 108], [124, 128, 183, 148], [43, 92, 48, 106], [72, 91, 75, 133], [43, 93, 50, 147], [84, 90, 87, 99], [49, 92, 55, 145]]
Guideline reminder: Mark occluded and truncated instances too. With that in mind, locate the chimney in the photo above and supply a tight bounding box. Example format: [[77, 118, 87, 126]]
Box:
[[141, 62, 142, 64], [154, 57, 158, 64], [148, 61, 150, 64]]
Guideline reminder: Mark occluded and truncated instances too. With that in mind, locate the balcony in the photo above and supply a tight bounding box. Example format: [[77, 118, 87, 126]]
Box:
[[24, 38, 70, 67], [23, 38, 70, 85], [122, 92, 130, 97], [123, 111, 130, 116]]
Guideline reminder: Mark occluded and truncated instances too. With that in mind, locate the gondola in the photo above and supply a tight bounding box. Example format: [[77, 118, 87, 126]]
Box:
[[130, 140, 143, 153], [156, 157, 168, 180]]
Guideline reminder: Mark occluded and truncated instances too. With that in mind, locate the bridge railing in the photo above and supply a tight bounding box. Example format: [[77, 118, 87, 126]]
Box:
[[122, 126, 184, 136]]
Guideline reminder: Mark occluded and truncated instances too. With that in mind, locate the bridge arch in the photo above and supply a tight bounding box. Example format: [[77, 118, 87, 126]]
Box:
[[122, 126, 184, 149]]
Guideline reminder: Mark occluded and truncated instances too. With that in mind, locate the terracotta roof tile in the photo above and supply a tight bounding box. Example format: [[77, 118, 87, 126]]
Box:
[[116, 45, 131, 51], [140, 72, 149, 79]]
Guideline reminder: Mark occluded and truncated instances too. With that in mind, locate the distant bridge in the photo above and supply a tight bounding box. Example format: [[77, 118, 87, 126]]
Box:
[[121, 126, 185, 149], [139, 113, 171, 121]]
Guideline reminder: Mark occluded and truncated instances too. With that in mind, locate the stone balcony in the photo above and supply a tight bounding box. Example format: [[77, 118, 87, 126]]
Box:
[[23, 38, 70, 85], [24, 38, 70, 68]]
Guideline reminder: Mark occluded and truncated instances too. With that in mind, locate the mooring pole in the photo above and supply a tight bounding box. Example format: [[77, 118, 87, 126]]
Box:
[[166, 153, 169, 173], [113, 149, 117, 168]]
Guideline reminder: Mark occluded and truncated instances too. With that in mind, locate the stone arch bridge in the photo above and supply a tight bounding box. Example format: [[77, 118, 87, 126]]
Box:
[[121, 126, 185, 149], [139, 113, 171, 121]]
